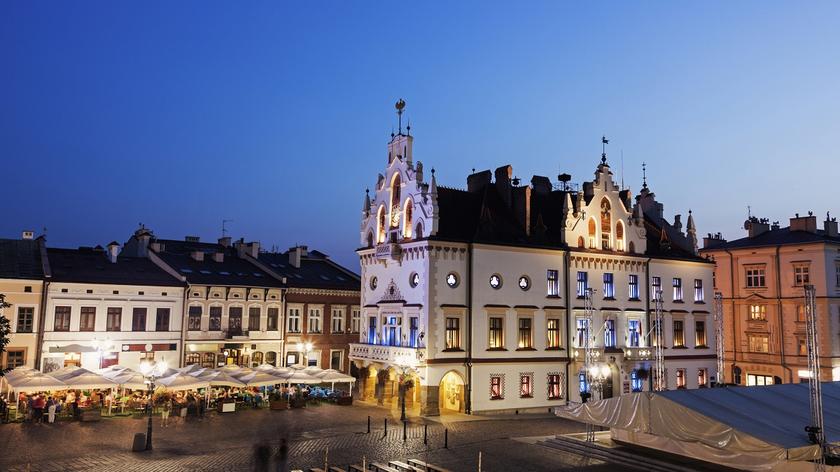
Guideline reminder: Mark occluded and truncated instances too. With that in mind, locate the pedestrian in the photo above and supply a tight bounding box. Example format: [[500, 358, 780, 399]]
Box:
[[35, 394, 46, 424], [161, 398, 171, 427], [47, 397, 57, 424]]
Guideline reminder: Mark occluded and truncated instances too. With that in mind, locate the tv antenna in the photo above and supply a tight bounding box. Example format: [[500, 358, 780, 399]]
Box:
[[222, 219, 233, 237]]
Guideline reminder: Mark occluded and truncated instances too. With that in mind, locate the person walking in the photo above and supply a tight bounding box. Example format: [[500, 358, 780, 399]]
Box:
[[47, 397, 57, 424], [161, 398, 171, 427]]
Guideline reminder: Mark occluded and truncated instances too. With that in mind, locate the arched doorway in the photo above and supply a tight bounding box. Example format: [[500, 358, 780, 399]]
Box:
[[439, 371, 465, 414]]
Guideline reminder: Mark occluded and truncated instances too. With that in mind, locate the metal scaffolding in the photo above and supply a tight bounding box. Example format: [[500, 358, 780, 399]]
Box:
[[653, 289, 665, 391], [714, 292, 725, 386], [804, 284, 826, 470], [584, 287, 596, 442]]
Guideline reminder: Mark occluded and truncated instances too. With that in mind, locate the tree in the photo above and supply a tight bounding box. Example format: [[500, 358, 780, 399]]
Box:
[[0, 293, 11, 377]]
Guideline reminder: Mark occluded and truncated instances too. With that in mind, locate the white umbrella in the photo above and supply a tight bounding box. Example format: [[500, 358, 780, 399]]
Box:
[[48, 366, 85, 380], [5, 367, 40, 379], [8, 372, 67, 392], [157, 373, 210, 391], [316, 369, 355, 382], [61, 371, 117, 390], [288, 364, 307, 371], [201, 371, 246, 388], [237, 371, 283, 387], [178, 364, 204, 374], [303, 366, 324, 376], [281, 371, 321, 385], [254, 363, 278, 371], [108, 371, 148, 390], [97, 365, 131, 376]]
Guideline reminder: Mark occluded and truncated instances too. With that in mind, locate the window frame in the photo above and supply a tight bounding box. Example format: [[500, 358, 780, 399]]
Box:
[[107, 307, 123, 332], [187, 306, 202, 331], [287, 306, 302, 334], [695, 319, 707, 347], [745, 265, 766, 288], [628, 274, 639, 300], [445, 316, 461, 350], [603, 273, 615, 299], [16, 306, 34, 333], [488, 316, 504, 350], [267, 307, 280, 331], [546, 270, 559, 296], [576, 271, 588, 298], [672, 277, 683, 302], [54, 306, 71, 332], [546, 318, 562, 349], [331, 307, 345, 334], [673, 319, 685, 347], [209, 306, 222, 331], [694, 279, 704, 302], [519, 373, 533, 398], [517, 317, 533, 349], [132, 307, 147, 332], [249, 306, 262, 332], [155, 307, 170, 332]]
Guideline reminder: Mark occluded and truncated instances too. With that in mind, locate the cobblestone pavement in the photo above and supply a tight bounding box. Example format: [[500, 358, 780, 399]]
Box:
[[0, 403, 614, 471]]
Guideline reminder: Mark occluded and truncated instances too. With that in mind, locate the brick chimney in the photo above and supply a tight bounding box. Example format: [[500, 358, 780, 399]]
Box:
[[494, 165, 513, 207], [745, 217, 770, 238], [824, 212, 838, 237], [218, 236, 232, 247], [703, 232, 727, 249], [289, 245, 308, 268], [467, 170, 492, 193], [790, 212, 817, 233]]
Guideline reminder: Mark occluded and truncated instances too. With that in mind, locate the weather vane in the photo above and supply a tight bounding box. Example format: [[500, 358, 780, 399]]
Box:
[[601, 136, 609, 164], [396, 98, 406, 135]]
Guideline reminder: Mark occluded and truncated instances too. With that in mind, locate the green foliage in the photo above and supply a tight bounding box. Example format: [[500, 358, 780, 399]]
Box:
[[0, 294, 12, 377]]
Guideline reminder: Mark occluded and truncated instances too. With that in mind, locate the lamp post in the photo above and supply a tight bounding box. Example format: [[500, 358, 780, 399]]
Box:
[[394, 353, 418, 422], [139, 357, 168, 451], [296, 341, 313, 367]]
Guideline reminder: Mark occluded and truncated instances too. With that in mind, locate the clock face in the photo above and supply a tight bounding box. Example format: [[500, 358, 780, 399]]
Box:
[[446, 273, 458, 288], [489, 274, 502, 289], [518, 276, 530, 290]]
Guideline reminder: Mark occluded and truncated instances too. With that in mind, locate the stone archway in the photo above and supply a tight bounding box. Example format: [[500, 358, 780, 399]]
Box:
[[439, 370, 466, 414]]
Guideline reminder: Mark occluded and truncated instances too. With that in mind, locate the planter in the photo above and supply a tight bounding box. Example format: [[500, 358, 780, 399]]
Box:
[[290, 397, 307, 409], [337, 396, 353, 406], [269, 400, 289, 410], [80, 409, 101, 422]]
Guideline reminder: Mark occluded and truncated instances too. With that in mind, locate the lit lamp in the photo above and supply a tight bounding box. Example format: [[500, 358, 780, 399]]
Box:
[[588, 364, 612, 401], [93, 339, 114, 369], [296, 342, 313, 367], [394, 353, 419, 421], [138, 358, 168, 451]]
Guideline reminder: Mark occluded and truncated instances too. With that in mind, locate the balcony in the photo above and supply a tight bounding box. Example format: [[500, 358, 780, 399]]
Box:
[[349, 343, 425, 366], [375, 243, 402, 260], [572, 347, 604, 363], [623, 346, 654, 361]]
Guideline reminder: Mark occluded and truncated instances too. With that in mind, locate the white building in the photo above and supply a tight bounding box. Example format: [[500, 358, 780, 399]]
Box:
[[40, 244, 185, 372], [350, 103, 717, 416]]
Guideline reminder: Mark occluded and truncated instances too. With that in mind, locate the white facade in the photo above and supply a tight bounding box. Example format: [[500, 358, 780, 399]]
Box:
[[350, 110, 717, 415], [42, 282, 185, 372]]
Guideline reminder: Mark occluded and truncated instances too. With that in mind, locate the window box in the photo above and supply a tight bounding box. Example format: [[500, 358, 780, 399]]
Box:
[[515, 347, 537, 352]]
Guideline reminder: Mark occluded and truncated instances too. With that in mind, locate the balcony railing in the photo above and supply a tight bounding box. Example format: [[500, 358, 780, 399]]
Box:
[[375, 243, 401, 260], [623, 346, 654, 361], [572, 347, 603, 363], [349, 343, 425, 366]]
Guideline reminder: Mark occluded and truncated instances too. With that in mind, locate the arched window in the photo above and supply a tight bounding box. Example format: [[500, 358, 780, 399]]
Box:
[[252, 351, 263, 367], [628, 241, 636, 254], [577, 236, 585, 248], [377, 205, 386, 243], [415, 221, 423, 239], [367, 231, 374, 248], [403, 199, 413, 238], [588, 218, 597, 248], [390, 173, 401, 228], [265, 351, 277, 367], [616, 220, 625, 252], [600, 198, 612, 250]]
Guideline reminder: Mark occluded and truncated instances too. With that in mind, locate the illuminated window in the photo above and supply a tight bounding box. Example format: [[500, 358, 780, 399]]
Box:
[[749, 305, 766, 321], [519, 373, 533, 398], [798, 337, 807, 355], [377, 206, 386, 243], [748, 333, 769, 353], [673, 320, 685, 347], [548, 373, 563, 399], [600, 198, 611, 250], [603, 273, 615, 298], [518, 275, 530, 291], [628, 274, 639, 300], [446, 273, 459, 288], [546, 270, 559, 296], [651, 277, 662, 301], [576, 271, 588, 298], [390, 173, 401, 228], [672, 278, 683, 301], [628, 319, 640, 347], [517, 318, 532, 349], [630, 369, 644, 392], [490, 375, 503, 400], [694, 279, 704, 302], [651, 319, 662, 347], [575, 318, 589, 347], [695, 320, 707, 347], [796, 305, 806, 322], [546, 318, 561, 349], [588, 218, 597, 248], [616, 221, 625, 251], [698, 368, 708, 387], [604, 319, 616, 347], [747, 373, 773, 386], [488, 317, 504, 349], [445, 317, 461, 350], [54, 306, 71, 332], [185, 353, 200, 365], [745, 265, 766, 288], [489, 274, 502, 289], [676, 369, 686, 388]]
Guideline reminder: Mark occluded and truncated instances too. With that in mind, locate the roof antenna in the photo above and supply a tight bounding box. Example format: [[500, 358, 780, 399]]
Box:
[[620, 149, 625, 190], [222, 219, 233, 237], [601, 136, 609, 164], [396, 98, 406, 135], [747, 206, 751, 219], [642, 162, 648, 189]]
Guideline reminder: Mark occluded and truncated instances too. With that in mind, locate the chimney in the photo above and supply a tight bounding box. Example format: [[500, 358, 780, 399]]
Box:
[[185, 236, 200, 243], [133, 225, 153, 257], [212, 252, 224, 263], [790, 212, 817, 233], [21, 230, 34, 240], [771, 221, 780, 231], [218, 236, 232, 247], [467, 170, 492, 193], [106, 241, 120, 263], [512, 186, 531, 236], [191, 251, 204, 262], [824, 212, 838, 237], [494, 165, 513, 207], [289, 245, 308, 268], [149, 241, 164, 252], [703, 232, 727, 249], [745, 217, 770, 238], [235, 240, 260, 258], [673, 214, 683, 234], [530, 176, 552, 195]]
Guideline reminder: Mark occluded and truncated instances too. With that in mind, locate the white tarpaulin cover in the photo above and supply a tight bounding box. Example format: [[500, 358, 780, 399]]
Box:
[[556, 382, 840, 471]]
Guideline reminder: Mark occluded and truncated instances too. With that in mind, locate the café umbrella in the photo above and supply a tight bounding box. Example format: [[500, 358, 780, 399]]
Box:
[[156, 373, 210, 391]]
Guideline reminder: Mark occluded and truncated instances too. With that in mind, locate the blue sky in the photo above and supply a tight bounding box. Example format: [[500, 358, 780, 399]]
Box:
[[2, 1, 839, 269]]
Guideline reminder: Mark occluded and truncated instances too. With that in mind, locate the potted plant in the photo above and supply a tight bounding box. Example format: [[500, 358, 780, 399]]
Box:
[[290, 389, 306, 409], [269, 391, 288, 410]]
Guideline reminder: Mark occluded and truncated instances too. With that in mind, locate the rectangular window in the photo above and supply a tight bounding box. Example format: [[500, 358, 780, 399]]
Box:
[[209, 306, 222, 331], [576, 271, 588, 298], [249, 307, 262, 331], [546, 318, 561, 349], [350, 309, 361, 333], [408, 317, 418, 347], [228, 306, 243, 334], [547, 269, 560, 296], [748, 333, 769, 353], [628, 274, 639, 300], [4, 350, 25, 369], [673, 320, 685, 347], [287, 308, 301, 333], [575, 318, 589, 347], [547, 374, 563, 399], [676, 368, 686, 388], [155, 308, 170, 332], [651, 276, 662, 300], [694, 279, 704, 302], [330, 350, 343, 371], [490, 376, 503, 400], [80, 307, 96, 331], [107, 307, 122, 331], [367, 317, 376, 344], [519, 374, 533, 398], [796, 305, 806, 322], [749, 305, 767, 321], [698, 368, 708, 387], [445, 317, 460, 350], [673, 278, 683, 301], [308, 308, 322, 333], [188, 306, 202, 331], [132, 308, 147, 331], [798, 337, 807, 356], [603, 273, 615, 298], [331, 308, 345, 333], [793, 264, 810, 286], [518, 318, 533, 349], [267, 307, 279, 331], [627, 319, 641, 347], [54, 306, 71, 331], [747, 373, 774, 386], [836, 263, 840, 287], [16, 307, 34, 333], [652, 320, 662, 347], [745, 266, 766, 288], [604, 319, 616, 347], [488, 317, 504, 349], [695, 320, 707, 347]]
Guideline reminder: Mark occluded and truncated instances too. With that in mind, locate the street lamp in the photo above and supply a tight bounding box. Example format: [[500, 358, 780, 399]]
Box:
[[296, 342, 313, 367], [93, 339, 114, 370], [139, 358, 168, 451], [588, 364, 611, 401], [394, 353, 418, 422]]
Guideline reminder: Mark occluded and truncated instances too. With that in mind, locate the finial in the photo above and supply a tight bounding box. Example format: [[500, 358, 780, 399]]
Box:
[[601, 136, 609, 165], [366, 188, 369, 195], [396, 98, 406, 134], [642, 162, 648, 189], [431, 167, 435, 175], [406, 118, 411, 136]]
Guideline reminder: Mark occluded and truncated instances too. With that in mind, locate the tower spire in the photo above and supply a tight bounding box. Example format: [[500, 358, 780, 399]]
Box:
[[396, 99, 406, 135], [642, 162, 648, 189]]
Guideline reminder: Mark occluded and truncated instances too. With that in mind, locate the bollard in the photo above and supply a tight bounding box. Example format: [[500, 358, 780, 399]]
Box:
[[367, 415, 371, 434], [424, 424, 428, 445], [403, 420, 407, 441], [384, 417, 388, 438], [444, 428, 448, 449]]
